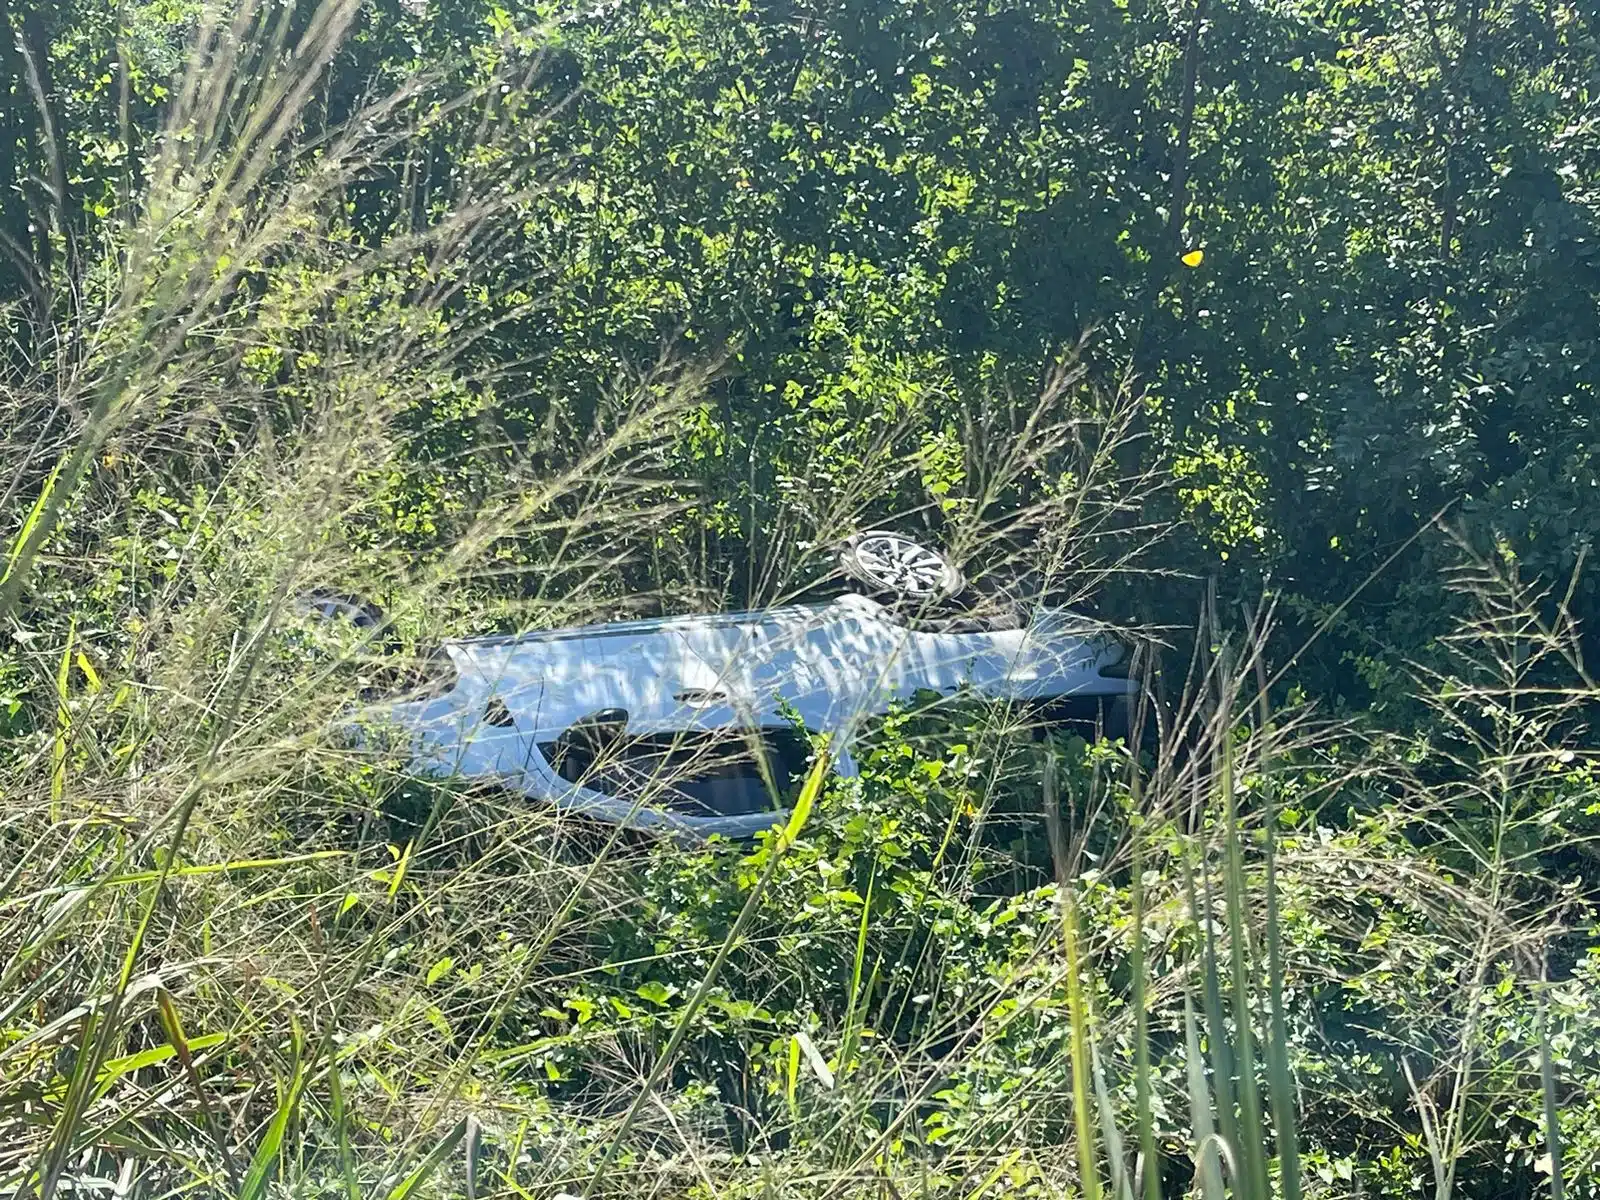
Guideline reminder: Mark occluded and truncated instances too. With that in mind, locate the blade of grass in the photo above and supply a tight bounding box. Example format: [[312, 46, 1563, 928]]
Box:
[[239, 1056, 306, 1200], [500, 1117, 535, 1200], [795, 1028, 834, 1089], [388, 838, 415, 899], [2, 455, 63, 588], [1064, 883, 1103, 1200], [155, 988, 241, 1194], [1218, 724, 1271, 1200], [1245, 602, 1305, 1200], [50, 620, 73, 819], [1261, 815, 1302, 1200], [94, 1033, 226, 1093], [1181, 831, 1239, 1164], [75, 647, 102, 693], [2, 851, 350, 912], [837, 861, 876, 1080], [1536, 980, 1567, 1200], [329, 1057, 362, 1200], [1253, 667, 1302, 1200], [387, 1118, 468, 1200], [579, 750, 831, 1198], [33, 1003, 107, 1198], [1183, 996, 1226, 1200], [786, 1033, 801, 1120], [1043, 747, 1103, 1200], [962, 1149, 1024, 1200], [1128, 761, 1161, 1200], [1091, 1040, 1135, 1200]]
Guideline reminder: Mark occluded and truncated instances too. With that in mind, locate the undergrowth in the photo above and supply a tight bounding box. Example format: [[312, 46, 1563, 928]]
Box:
[[1, 3, 1597, 1198]]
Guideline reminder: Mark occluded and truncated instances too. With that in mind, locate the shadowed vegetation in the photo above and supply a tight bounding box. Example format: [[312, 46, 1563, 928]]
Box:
[[1, 0, 1597, 1196]]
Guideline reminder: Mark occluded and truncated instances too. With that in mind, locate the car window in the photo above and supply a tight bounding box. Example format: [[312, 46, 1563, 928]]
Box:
[[539, 727, 812, 818]]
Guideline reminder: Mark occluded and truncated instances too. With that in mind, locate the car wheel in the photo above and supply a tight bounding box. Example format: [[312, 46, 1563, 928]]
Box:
[[293, 591, 384, 630], [291, 590, 402, 668], [836, 530, 965, 605]]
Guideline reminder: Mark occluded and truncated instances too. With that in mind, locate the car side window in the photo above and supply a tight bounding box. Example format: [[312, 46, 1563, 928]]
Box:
[[538, 727, 812, 817]]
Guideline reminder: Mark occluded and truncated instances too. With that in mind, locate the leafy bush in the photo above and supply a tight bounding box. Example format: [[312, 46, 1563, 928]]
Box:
[[2, 1, 1598, 1197]]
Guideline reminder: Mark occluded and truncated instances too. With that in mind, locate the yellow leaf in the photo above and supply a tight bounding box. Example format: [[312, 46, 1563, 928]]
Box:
[[388, 839, 414, 899], [786, 1034, 801, 1113], [1181, 249, 1205, 267], [76, 651, 102, 693], [776, 751, 831, 850]]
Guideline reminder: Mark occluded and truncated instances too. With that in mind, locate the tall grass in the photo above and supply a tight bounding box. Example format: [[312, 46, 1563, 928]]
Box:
[[1, 3, 1595, 1199]]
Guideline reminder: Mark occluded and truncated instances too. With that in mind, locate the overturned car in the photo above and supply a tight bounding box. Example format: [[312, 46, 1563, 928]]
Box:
[[307, 531, 1137, 841]]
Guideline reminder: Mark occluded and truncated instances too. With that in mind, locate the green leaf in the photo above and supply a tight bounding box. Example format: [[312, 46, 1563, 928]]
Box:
[[636, 980, 674, 1006], [239, 1061, 305, 1200], [96, 1033, 226, 1090]]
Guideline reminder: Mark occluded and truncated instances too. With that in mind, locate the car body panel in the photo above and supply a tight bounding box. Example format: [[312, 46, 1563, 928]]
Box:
[[362, 593, 1134, 840]]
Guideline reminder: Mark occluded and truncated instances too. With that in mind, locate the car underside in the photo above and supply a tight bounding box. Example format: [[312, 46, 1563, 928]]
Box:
[[313, 531, 1140, 841]]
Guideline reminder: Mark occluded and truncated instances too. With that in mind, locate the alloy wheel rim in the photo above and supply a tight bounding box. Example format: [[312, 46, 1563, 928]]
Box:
[[853, 534, 950, 597]]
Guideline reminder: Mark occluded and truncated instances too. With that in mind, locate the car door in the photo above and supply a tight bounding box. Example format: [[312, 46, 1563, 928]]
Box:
[[427, 641, 546, 779], [774, 602, 917, 731], [675, 615, 794, 723], [428, 623, 739, 790], [677, 604, 896, 730], [906, 624, 1033, 697], [675, 599, 919, 736]]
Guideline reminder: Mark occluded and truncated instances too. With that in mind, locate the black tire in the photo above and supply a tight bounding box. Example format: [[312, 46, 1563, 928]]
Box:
[[293, 591, 384, 630], [292, 591, 402, 664], [835, 530, 965, 604]]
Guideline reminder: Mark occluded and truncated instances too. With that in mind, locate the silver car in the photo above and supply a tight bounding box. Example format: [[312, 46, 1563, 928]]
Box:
[[309, 532, 1136, 841]]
